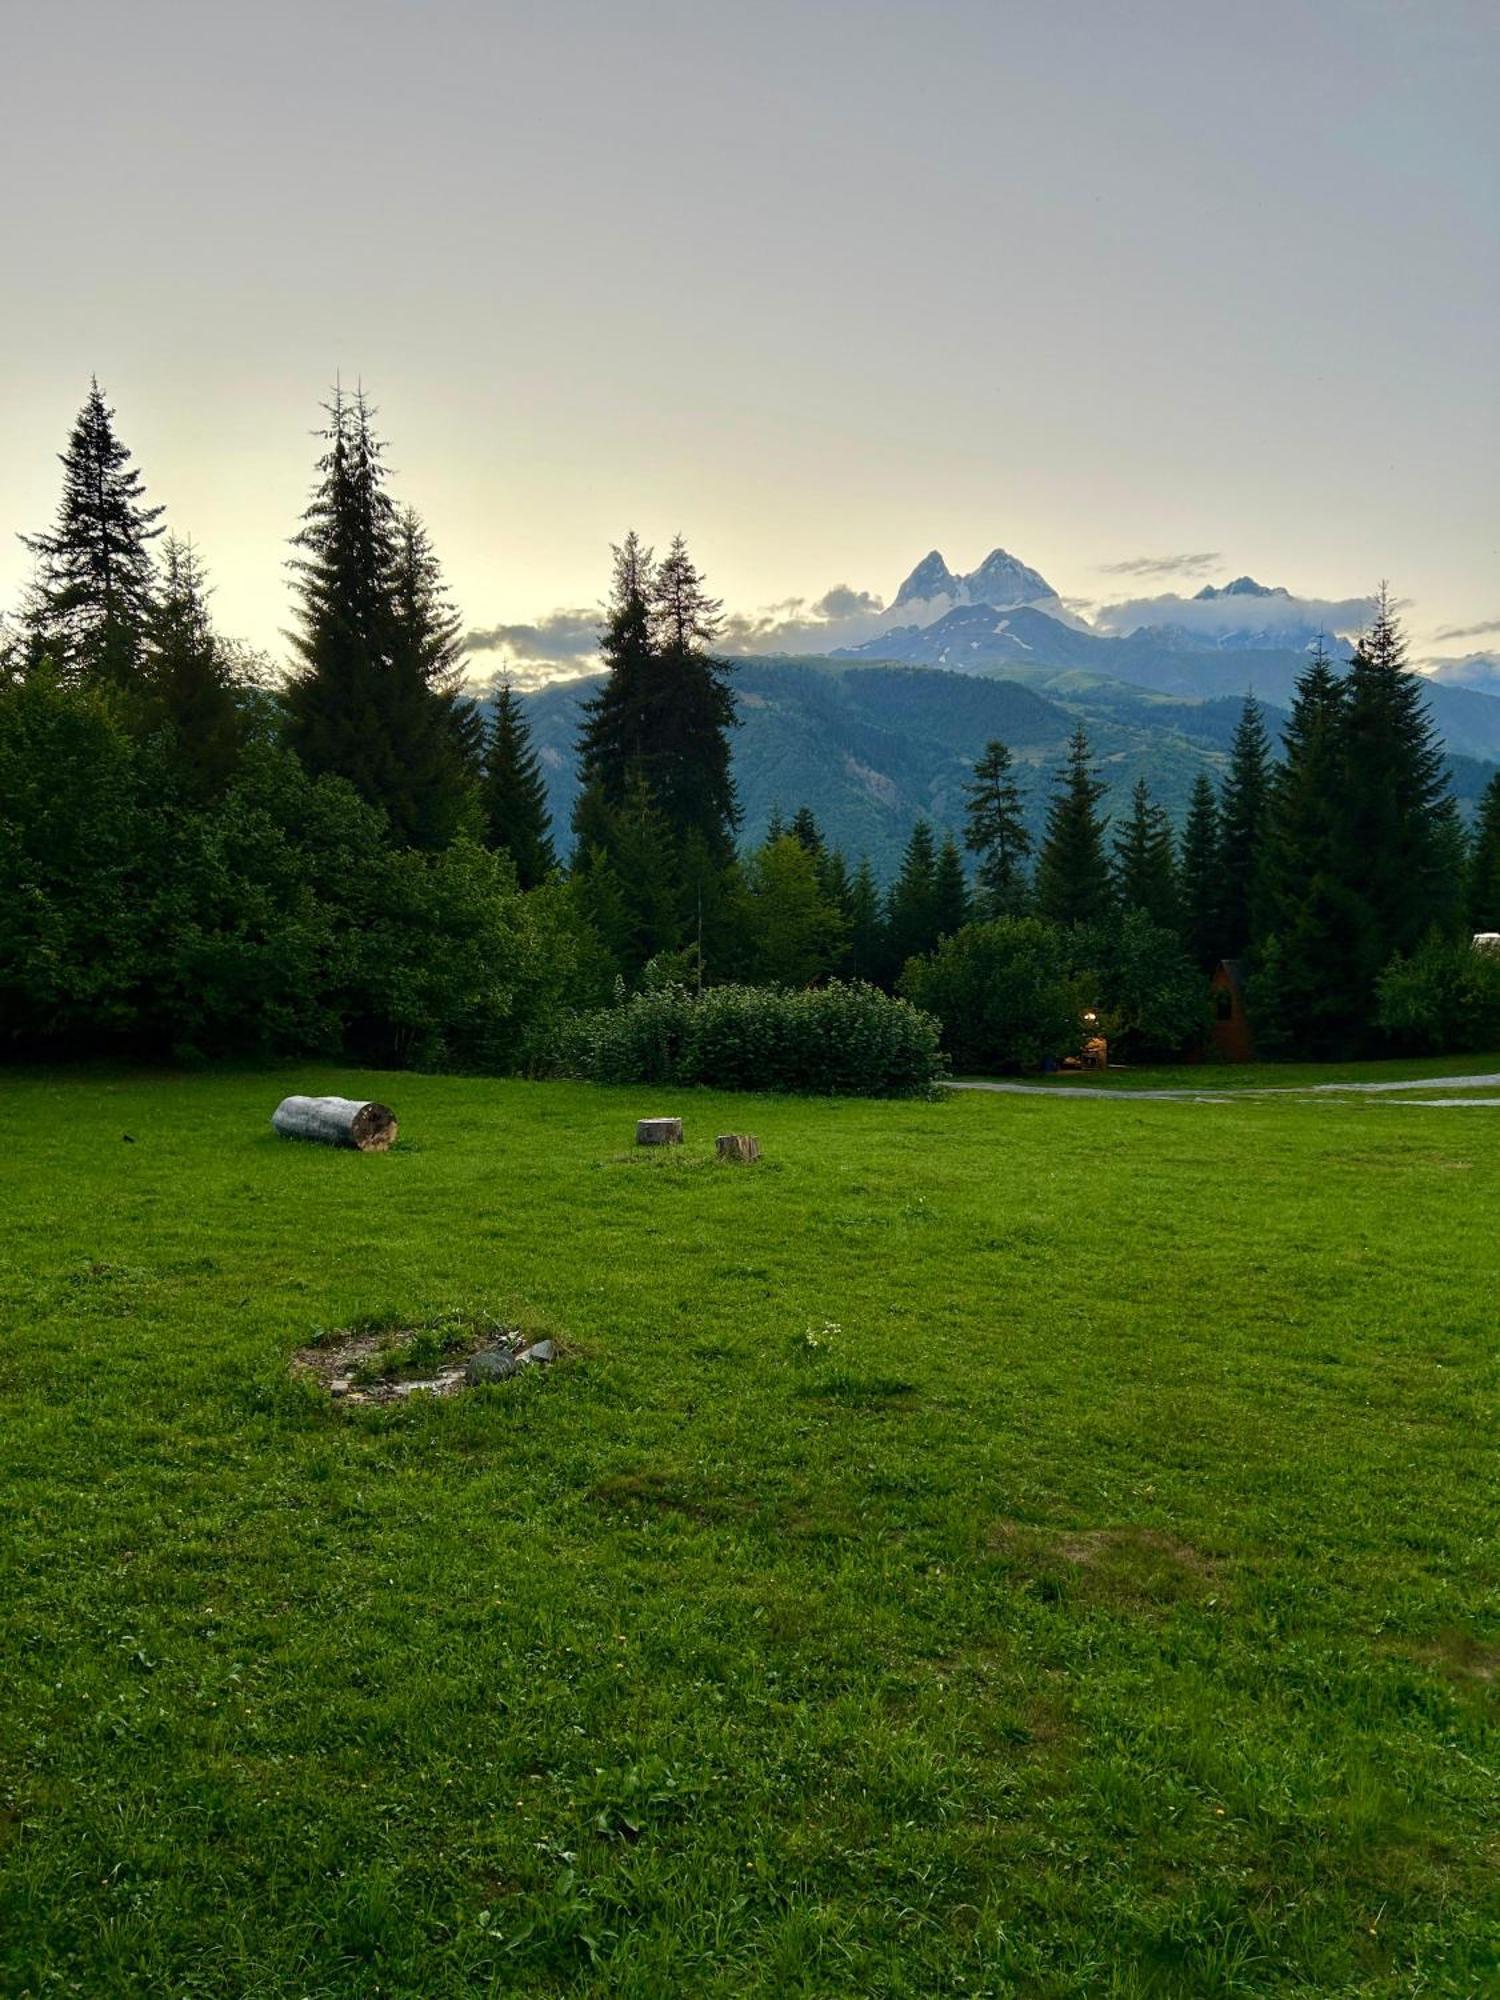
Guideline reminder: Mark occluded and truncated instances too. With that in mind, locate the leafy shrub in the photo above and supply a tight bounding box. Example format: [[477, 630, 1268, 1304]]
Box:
[[1376, 932, 1500, 1054], [547, 980, 944, 1096], [899, 918, 1083, 1073]]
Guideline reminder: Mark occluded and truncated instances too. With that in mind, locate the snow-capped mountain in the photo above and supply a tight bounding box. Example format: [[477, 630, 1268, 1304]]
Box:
[[1133, 576, 1328, 652], [889, 546, 1069, 620]]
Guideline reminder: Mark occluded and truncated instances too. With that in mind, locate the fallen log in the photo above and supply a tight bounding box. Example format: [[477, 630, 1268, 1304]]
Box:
[[272, 1095, 398, 1152], [636, 1116, 683, 1146], [716, 1134, 760, 1164]]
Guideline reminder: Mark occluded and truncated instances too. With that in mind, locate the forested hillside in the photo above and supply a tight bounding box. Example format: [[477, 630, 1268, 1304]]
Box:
[[524, 655, 1500, 879]]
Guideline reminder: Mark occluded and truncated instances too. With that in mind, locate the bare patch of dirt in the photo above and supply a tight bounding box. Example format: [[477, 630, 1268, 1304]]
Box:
[[291, 1313, 551, 1406]]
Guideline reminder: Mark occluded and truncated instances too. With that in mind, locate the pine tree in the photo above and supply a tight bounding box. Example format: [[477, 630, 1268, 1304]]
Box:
[[1468, 773, 1500, 933], [1112, 777, 1179, 931], [887, 821, 943, 968], [646, 535, 739, 857], [576, 532, 655, 813], [20, 378, 164, 685], [385, 504, 480, 846], [571, 773, 682, 978], [742, 834, 849, 988], [1250, 642, 1365, 1055], [1179, 771, 1222, 970], [847, 856, 887, 983], [789, 806, 824, 856], [1217, 696, 1273, 958], [933, 832, 971, 940], [285, 389, 473, 847], [481, 680, 555, 888], [1035, 726, 1112, 930], [141, 536, 242, 797], [1339, 587, 1459, 989], [963, 737, 1031, 915], [574, 533, 738, 860]]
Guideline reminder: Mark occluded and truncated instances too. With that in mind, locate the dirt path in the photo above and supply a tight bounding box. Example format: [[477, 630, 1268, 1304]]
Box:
[[949, 1072, 1500, 1102]]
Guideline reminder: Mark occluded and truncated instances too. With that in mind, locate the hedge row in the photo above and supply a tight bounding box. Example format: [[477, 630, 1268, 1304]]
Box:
[[545, 981, 946, 1096]]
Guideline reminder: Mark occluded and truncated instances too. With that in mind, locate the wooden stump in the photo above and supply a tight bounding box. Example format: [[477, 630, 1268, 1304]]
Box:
[[636, 1116, 683, 1146], [716, 1133, 760, 1164], [272, 1094, 398, 1152]]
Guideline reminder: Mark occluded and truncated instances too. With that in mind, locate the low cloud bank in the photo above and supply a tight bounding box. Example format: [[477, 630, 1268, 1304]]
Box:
[[1094, 590, 1376, 645]]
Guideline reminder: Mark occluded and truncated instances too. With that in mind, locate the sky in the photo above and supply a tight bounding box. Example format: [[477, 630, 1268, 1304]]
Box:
[[2, 0, 1495, 677]]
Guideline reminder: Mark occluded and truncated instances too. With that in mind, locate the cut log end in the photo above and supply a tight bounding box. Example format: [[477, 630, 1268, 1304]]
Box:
[[716, 1134, 761, 1164], [636, 1117, 683, 1146], [348, 1102, 399, 1152], [272, 1095, 398, 1152]]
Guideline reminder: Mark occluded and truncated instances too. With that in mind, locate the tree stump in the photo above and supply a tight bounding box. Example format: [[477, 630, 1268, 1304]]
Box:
[[272, 1095, 398, 1152], [636, 1116, 683, 1146], [716, 1134, 760, 1164]]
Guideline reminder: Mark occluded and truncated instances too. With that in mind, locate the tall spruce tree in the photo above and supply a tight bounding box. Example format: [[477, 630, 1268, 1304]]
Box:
[[847, 856, 887, 983], [1338, 588, 1459, 992], [576, 532, 655, 813], [481, 680, 555, 888], [1179, 771, 1222, 970], [141, 536, 242, 797], [575, 531, 739, 859], [1035, 726, 1112, 929], [1468, 772, 1500, 933], [933, 831, 971, 940], [963, 737, 1031, 915], [1250, 641, 1364, 1054], [789, 806, 825, 856], [285, 389, 473, 847], [1112, 777, 1179, 930], [20, 378, 163, 685], [887, 820, 943, 968], [1217, 696, 1273, 958], [646, 535, 739, 858]]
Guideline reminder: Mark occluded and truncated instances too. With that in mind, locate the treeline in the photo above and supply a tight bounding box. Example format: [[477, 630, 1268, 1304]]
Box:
[[4, 379, 1498, 1072]]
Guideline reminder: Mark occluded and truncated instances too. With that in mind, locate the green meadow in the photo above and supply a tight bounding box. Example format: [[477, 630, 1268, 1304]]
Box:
[[1, 1066, 1495, 1997]]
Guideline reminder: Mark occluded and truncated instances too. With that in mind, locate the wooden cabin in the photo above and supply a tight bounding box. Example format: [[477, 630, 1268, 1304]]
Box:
[[1210, 959, 1253, 1063]]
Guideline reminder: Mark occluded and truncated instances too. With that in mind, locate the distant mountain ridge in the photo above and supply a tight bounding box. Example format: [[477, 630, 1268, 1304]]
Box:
[[521, 654, 1500, 882], [515, 543, 1500, 880]]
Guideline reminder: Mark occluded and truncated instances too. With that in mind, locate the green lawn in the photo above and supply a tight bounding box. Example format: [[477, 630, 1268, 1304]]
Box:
[[1, 1067, 1496, 1997]]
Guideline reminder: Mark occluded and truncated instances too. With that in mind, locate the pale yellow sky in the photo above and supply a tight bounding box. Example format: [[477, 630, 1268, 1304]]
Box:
[[3, 1, 1496, 668]]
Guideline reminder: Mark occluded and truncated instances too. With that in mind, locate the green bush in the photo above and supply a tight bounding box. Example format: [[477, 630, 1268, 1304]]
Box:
[[0, 675, 608, 1069], [899, 918, 1083, 1073], [548, 981, 945, 1096], [1080, 909, 1210, 1061], [1376, 933, 1500, 1054]]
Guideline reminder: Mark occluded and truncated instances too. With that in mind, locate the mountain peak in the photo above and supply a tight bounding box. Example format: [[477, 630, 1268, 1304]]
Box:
[[1193, 576, 1289, 601], [962, 547, 1057, 609], [893, 550, 960, 608], [892, 545, 1059, 613]]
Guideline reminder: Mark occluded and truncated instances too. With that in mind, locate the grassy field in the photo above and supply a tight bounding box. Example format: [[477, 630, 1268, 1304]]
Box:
[[1, 1066, 1496, 1997]]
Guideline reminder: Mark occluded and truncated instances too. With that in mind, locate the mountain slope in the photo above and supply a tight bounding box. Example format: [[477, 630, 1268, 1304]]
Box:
[[521, 655, 1498, 882]]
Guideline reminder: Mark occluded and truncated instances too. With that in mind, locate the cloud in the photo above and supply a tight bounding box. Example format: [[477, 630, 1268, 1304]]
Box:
[[1096, 551, 1221, 580], [720, 582, 890, 655], [463, 609, 600, 688], [812, 584, 883, 619], [462, 581, 894, 684], [1094, 589, 1376, 646], [1432, 617, 1500, 644]]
